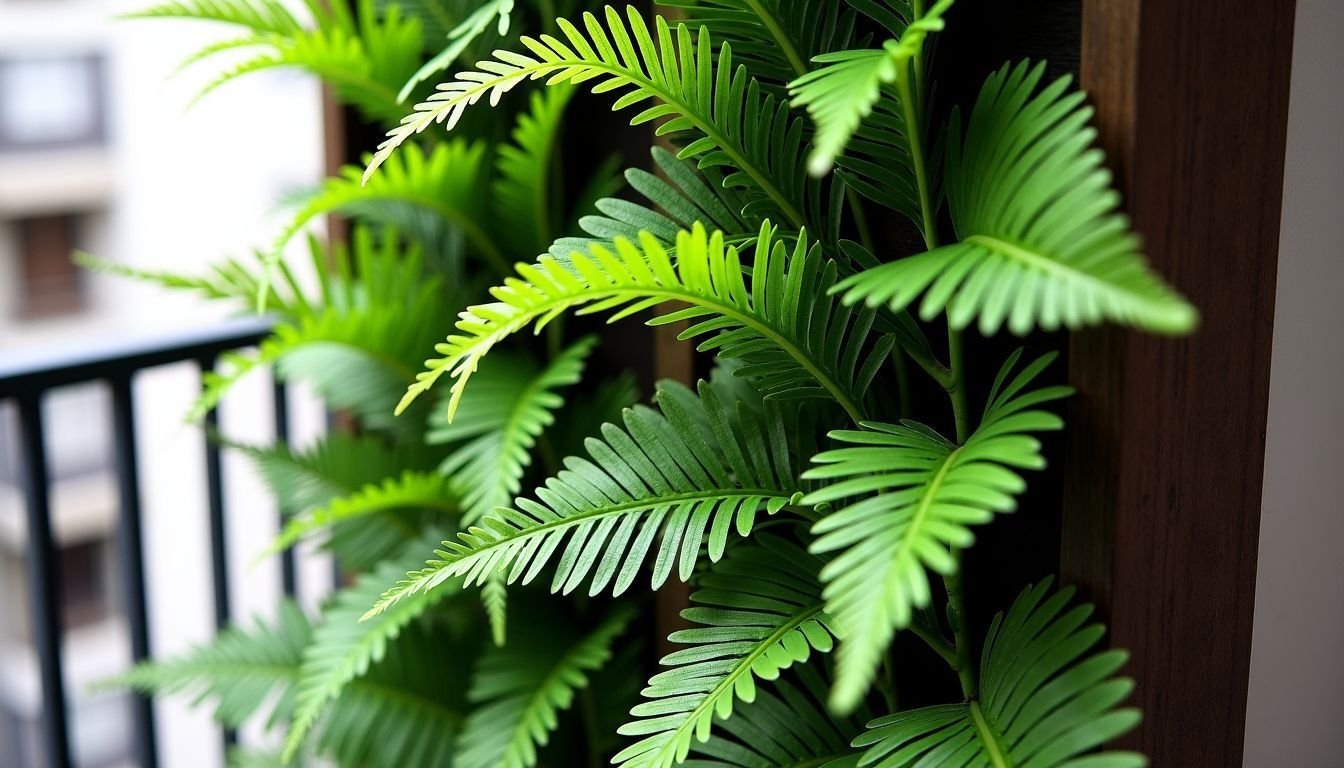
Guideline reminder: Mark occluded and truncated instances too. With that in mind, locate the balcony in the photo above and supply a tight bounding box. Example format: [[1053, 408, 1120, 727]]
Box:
[[0, 316, 327, 768]]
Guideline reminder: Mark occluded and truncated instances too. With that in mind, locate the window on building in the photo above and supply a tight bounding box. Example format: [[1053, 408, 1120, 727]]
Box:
[[0, 55, 105, 152], [15, 214, 84, 317]]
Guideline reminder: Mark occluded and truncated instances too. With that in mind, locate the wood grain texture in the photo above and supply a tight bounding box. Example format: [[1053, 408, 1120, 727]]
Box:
[[1063, 1, 1296, 764]]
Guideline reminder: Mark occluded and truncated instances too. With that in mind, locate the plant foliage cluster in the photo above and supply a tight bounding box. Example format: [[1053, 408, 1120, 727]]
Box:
[[107, 0, 1194, 765]]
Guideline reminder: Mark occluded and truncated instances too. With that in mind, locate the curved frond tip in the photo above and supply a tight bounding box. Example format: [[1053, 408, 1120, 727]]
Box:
[[833, 60, 1197, 336]]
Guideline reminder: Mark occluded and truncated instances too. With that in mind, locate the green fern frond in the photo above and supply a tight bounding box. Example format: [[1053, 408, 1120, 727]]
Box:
[[75, 248, 295, 314], [683, 666, 866, 767], [312, 622, 468, 767], [834, 60, 1198, 336], [399, 223, 892, 425], [123, 0, 304, 35], [657, 0, 858, 84], [109, 601, 310, 728], [430, 337, 597, 523], [367, 378, 801, 616], [845, 0, 915, 38], [614, 536, 837, 768], [549, 146, 762, 259], [365, 6, 816, 231], [282, 535, 462, 761], [267, 470, 456, 557], [239, 434, 441, 570], [494, 84, 575, 262], [802, 351, 1071, 711], [848, 581, 1146, 768], [276, 140, 502, 274], [156, 0, 421, 121], [482, 572, 510, 645], [788, 0, 951, 177], [456, 605, 636, 768], [400, 0, 515, 101], [190, 229, 447, 431]]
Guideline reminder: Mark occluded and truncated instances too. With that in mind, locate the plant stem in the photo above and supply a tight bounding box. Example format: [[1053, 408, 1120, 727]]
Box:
[[946, 326, 970, 443], [943, 566, 978, 699], [895, 69, 938, 252], [909, 614, 956, 668]]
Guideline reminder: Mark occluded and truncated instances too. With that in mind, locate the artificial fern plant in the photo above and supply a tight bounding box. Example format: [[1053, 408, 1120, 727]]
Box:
[[106, 1, 1194, 766]]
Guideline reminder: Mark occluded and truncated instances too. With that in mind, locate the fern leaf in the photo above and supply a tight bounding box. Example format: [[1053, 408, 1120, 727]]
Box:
[[482, 572, 510, 645], [549, 146, 762, 260], [312, 622, 469, 767], [400, 222, 892, 425], [124, 0, 304, 35], [848, 581, 1146, 768], [834, 60, 1198, 336], [614, 536, 838, 768], [802, 351, 1071, 711], [400, 0, 515, 101], [189, 228, 449, 432], [683, 666, 866, 767], [430, 337, 597, 523], [239, 434, 442, 570], [657, 0, 858, 84], [109, 601, 310, 728], [282, 535, 462, 761], [75, 248, 293, 313], [277, 141, 501, 272], [366, 6, 816, 231], [456, 605, 636, 768], [266, 470, 456, 557], [788, 0, 951, 176], [494, 85, 574, 255], [367, 378, 801, 615]]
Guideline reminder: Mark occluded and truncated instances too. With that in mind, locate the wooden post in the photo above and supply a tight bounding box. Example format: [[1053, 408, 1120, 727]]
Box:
[[1062, 1, 1296, 765]]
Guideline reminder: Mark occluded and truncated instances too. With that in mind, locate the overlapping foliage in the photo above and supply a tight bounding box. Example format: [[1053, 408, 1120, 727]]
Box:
[[108, 0, 1194, 765]]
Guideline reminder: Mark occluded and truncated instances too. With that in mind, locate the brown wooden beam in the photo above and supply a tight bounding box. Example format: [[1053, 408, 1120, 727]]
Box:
[[1062, 1, 1296, 765]]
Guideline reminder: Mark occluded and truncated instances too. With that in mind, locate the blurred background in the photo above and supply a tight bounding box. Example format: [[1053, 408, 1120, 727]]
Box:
[[0, 1, 333, 765]]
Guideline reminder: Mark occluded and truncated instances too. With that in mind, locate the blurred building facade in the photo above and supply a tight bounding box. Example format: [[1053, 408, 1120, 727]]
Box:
[[0, 1, 327, 765]]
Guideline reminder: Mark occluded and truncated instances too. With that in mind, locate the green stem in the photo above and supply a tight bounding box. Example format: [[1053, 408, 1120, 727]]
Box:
[[745, 0, 809, 77], [909, 614, 956, 668], [943, 567, 977, 699], [946, 327, 970, 443], [894, 68, 938, 251]]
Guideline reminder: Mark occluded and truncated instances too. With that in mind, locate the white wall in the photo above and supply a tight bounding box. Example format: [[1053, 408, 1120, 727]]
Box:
[[1244, 0, 1344, 764]]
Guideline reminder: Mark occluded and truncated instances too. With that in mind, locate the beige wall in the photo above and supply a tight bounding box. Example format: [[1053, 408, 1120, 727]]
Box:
[[1244, 0, 1344, 764]]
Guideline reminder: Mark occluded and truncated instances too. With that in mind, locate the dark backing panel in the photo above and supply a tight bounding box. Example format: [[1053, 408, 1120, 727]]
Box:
[[1062, 1, 1296, 765]]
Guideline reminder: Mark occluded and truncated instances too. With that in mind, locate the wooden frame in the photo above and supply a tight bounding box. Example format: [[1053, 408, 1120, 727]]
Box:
[[1063, 1, 1297, 765]]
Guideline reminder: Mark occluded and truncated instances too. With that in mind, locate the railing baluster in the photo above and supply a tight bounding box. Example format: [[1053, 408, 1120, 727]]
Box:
[[109, 375, 159, 768], [271, 376, 297, 598], [198, 354, 237, 750], [16, 394, 72, 768]]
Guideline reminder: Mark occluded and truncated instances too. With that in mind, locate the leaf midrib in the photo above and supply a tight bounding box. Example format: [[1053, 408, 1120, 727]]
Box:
[[394, 46, 805, 227], [891, 442, 960, 569], [453, 487, 788, 569], [969, 700, 1012, 768], [439, 284, 864, 424], [647, 602, 826, 764], [964, 234, 1129, 300]]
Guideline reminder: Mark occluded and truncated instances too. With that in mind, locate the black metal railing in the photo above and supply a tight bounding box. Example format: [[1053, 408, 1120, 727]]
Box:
[[0, 315, 291, 768]]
